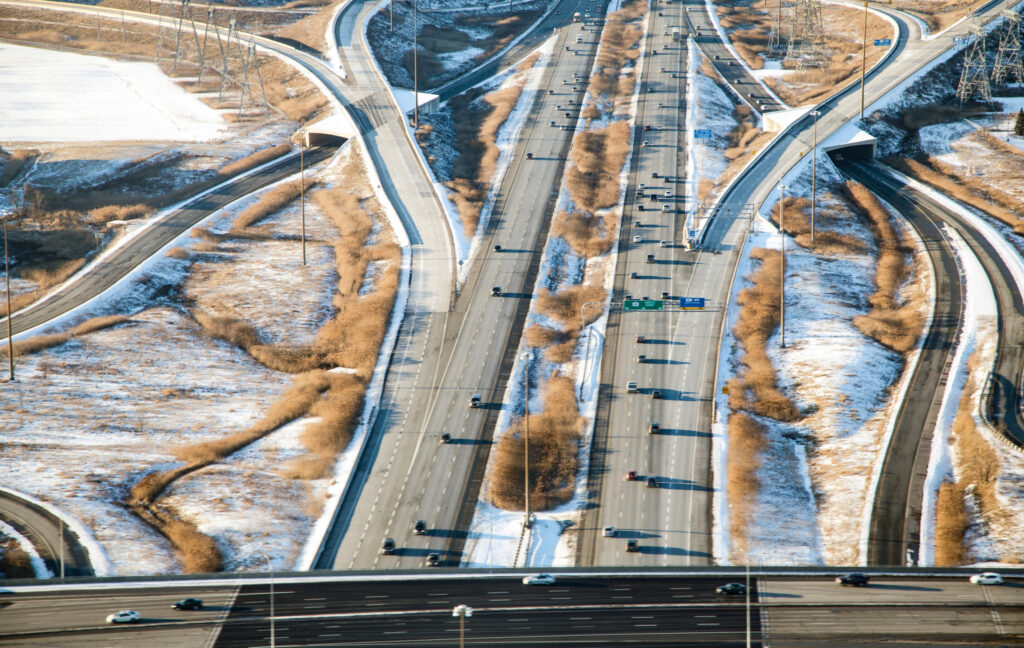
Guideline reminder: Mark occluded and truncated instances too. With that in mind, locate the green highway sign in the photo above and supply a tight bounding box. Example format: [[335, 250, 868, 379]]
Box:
[[624, 299, 663, 311]]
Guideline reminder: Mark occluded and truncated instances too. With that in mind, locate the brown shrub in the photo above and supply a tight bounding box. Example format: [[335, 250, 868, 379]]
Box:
[[767, 194, 865, 253], [2, 315, 128, 359], [160, 513, 222, 574], [726, 412, 767, 560], [217, 144, 292, 178], [489, 374, 583, 511], [88, 203, 150, 225], [1, 150, 33, 187], [552, 209, 619, 257], [588, 0, 645, 101], [844, 181, 924, 353], [0, 539, 34, 578], [22, 258, 86, 291], [729, 248, 801, 422], [165, 246, 190, 260], [934, 480, 967, 566], [567, 121, 631, 213], [232, 180, 306, 231]]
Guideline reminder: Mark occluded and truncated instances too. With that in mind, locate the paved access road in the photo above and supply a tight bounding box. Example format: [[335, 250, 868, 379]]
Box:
[[0, 489, 93, 578], [320, 0, 613, 570]]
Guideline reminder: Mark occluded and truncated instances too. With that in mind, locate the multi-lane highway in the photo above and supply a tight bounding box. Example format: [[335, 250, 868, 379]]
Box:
[[5, 570, 1024, 646]]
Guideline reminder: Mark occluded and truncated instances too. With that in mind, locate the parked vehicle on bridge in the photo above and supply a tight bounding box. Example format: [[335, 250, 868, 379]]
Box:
[[523, 573, 557, 585], [970, 572, 1003, 585]]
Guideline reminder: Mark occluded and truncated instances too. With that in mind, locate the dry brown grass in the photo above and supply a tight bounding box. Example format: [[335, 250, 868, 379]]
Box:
[[0, 538, 35, 579], [589, 0, 645, 101], [272, 0, 340, 55], [844, 181, 924, 353], [454, 10, 543, 65], [552, 210, 619, 258], [715, 105, 775, 194], [88, 204, 151, 225], [726, 412, 767, 560], [231, 180, 305, 231], [567, 121, 632, 214], [444, 81, 526, 236], [166, 246, 190, 260], [766, 194, 866, 254], [1, 150, 34, 187], [0, 257, 89, 318], [728, 248, 801, 422], [934, 480, 968, 566], [1, 315, 129, 358], [530, 284, 607, 363], [489, 374, 584, 511], [888, 0, 986, 33], [217, 144, 292, 178]]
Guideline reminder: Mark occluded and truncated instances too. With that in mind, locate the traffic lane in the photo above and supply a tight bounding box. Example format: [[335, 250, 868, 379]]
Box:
[[0, 587, 237, 635], [221, 577, 759, 618], [216, 604, 756, 647], [759, 576, 1024, 605]]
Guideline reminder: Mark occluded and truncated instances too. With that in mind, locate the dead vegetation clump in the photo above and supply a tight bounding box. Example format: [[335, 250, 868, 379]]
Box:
[[843, 181, 924, 353], [888, 154, 1024, 236], [887, 0, 987, 33], [217, 144, 293, 179], [715, 105, 775, 194], [727, 248, 801, 422], [0, 149, 34, 187], [934, 480, 968, 566], [726, 412, 768, 559], [1, 315, 129, 360], [0, 257, 90, 318], [443, 81, 527, 236], [766, 193, 866, 254], [488, 374, 584, 512], [566, 121, 632, 214], [231, 180, 306, 231], [589, 0, 645, 100], [88, 203, 151, 225], [552, 209, 619, 258], [0, 537, 34, 579], [528, 284, 607, 363]]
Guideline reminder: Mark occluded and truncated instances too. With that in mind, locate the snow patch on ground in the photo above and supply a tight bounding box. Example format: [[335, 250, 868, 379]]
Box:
[[0, 42, 228, 142]]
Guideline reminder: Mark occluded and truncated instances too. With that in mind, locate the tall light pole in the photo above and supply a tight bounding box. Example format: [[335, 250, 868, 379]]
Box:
[[261, 554, 275, 648], [452, 604, 473, 648], [810, 110, 820, 251], [412, 0, 419, 128], [745, 563, 751, 648], [300, 131, 307, 266], [778, 184, 787, 349], [3, 212, 13, 381], [860, 1, 868, 119], [521, 351, 531, 529]]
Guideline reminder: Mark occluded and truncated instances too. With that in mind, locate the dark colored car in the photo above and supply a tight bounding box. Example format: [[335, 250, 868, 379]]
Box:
[[836, 573, 869, 587], [491, 286, 502, 296], [527, 152, 533, 159], [414, 520, 427, 535], [440, 433, 451, 444], [646, 476, 657, 488], [649, 423, 660, 434], [626, 539, 639, 552], [636, 334, 645, 343], [716, 583, 746, 595], [494, 244, 502, 252], [652, 389, 663, 399], [171, 598, 203, 610], [426, 553, 441, 567], [626, 470, 638, 481], [381, 538, 396, 555]]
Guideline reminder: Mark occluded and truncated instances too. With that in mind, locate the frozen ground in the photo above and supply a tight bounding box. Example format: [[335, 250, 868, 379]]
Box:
[[713, 155, 932, 566], [0, 42, 228, 143], [0, 144, 394, 576]]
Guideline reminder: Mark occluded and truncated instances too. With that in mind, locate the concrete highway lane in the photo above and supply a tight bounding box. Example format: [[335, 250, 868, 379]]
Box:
[[328, 0, 608, 570], [2, 146, 336, 338]]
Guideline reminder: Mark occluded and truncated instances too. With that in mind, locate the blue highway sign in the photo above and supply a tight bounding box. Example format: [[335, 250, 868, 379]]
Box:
[[693, 129, 712, 139], [679, 297, 706, 310], [874, 38, 891, 46]]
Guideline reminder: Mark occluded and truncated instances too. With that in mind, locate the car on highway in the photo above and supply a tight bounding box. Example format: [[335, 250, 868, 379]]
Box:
[[381, 538, 396, 555], [636, 354, 646, 363], [426, 553, 441, 567], [636, 334, 645, 343], [526, 152, 533, 159], [836, 573, 869, 586], [523, 573, 557, 585], [494, 244, 502, 252], [626, 539, 639, 552], [627, 381, 639, 393], [106, 610, 140, 624], [644, 124, 652, 131], [646, 476, 657, 488], [648, 423, 659, 434], [660, 240, 670, 247], [413, 520, 427, 535], [646, 254, 655, 263], [661, 291, 670, 300], [633, 234, 642, 243], [440, 433, 451, 444], [970, 572, 1004, 585], [651, 389, 663, 399], [625, 470, 638, 481], [662, 204, 672, 212], [630, 271, 639, 279], [716, 583, 746, 596], [470, 393, 481, 408], [171, 598, 203, 610], [603, 525, 616, 537], [491, 286, 502, 296]]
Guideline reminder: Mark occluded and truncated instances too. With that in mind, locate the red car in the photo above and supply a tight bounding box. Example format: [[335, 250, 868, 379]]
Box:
[[625, 470, 638, 481]]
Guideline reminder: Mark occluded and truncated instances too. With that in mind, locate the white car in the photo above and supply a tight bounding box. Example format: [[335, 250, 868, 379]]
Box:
[[106, 610, 140, 624], [970, 572, 1004, 585], [522, 573, 557, 586], [603, 525, 616, 537]]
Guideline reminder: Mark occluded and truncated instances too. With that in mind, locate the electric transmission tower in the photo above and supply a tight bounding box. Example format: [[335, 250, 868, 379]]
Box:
[[992, 10, 1024, 85], [768, 0, 787, 52], [216, 18, 270, 116], [787, 0, 829, 70], [957, 24, 992, 104]]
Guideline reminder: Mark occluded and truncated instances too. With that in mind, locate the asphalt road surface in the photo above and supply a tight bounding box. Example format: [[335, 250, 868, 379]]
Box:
[[0, 489, 93, 578]]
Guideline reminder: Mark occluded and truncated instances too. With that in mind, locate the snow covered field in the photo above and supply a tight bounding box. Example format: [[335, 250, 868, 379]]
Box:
[[0, 42, 228, 143]]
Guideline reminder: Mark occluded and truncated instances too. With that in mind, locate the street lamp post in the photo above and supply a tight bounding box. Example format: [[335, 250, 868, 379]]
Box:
[[452, 604, 473, 648], [261, 554, 275, 648], [810, 110, 820, 251], [778, 184, 787, 349], [58, 511, 64, 581], [521, 351, 531, 529], [3, 212, 13, 381], [860, 1, 868, 119], [300, 131, 307, 266], [745, 563, 751, 648], [412, 0, 419, 129]]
